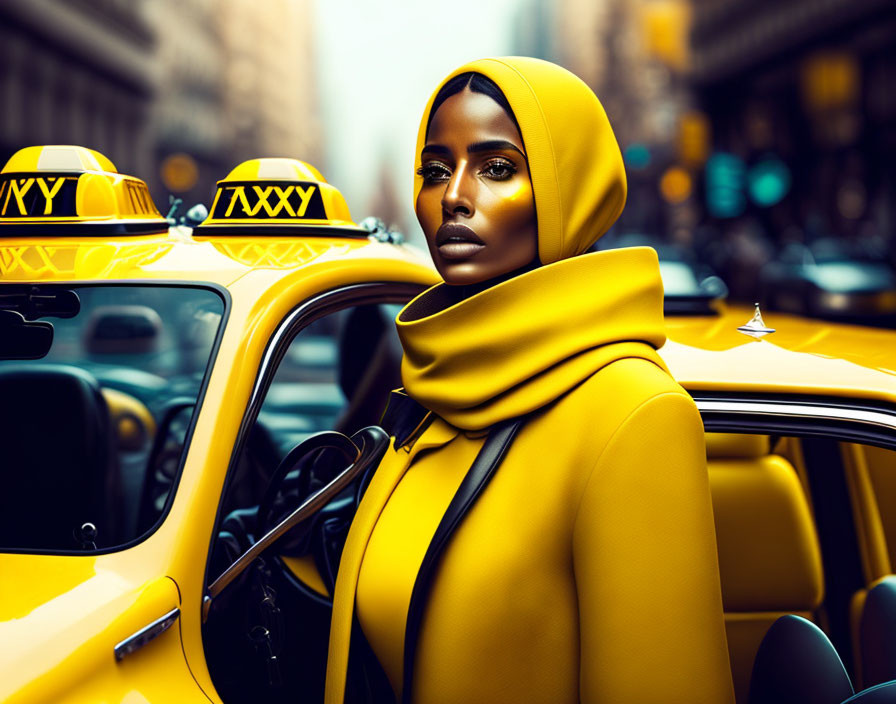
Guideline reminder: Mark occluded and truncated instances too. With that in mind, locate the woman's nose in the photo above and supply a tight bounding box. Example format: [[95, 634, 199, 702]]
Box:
[[441, 164, 474, 217]]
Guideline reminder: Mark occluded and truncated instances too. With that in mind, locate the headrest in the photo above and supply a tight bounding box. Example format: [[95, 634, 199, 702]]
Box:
[[709, 454, 823, 612], [706, 432, 770, 459], [859, 576, 896, 688], [0, 365, 112, 549]]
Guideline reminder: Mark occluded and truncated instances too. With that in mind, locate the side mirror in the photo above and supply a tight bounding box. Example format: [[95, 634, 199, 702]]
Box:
[[202, 425, 389, 621]]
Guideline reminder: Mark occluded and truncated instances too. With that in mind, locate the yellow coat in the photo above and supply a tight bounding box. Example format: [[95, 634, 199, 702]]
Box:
[[326, 57, 735, 704]]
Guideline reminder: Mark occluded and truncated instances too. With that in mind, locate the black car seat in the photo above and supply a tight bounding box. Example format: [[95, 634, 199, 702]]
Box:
[[0, 365, 119, 550], [706, 432, 825, 703], [841, 442, 896, 688], [750, 614, 854, 704], [859, 577, 896, 688], [750, 613, 896, 703]]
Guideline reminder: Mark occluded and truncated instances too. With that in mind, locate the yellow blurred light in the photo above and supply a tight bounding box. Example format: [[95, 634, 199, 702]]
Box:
[[679, 111, 710, 166], [660, 166, 692, 204], [819, 292, 850, 312], [641, 0, 691, 70], [801, 52, 859, 112], [161, 153, 200, 193], [878, 291, 896, 313]]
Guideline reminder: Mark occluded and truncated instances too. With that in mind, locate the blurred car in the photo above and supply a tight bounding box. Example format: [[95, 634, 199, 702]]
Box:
[[760, 238, 896, 325], [593, 232, 729, 314], [2, 147, 896, 704]]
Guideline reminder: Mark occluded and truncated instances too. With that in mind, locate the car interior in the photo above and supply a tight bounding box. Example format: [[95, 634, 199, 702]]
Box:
[[0, 284, 224, 553], [204, 303, 403, 704], [708, 431, 896, 702]]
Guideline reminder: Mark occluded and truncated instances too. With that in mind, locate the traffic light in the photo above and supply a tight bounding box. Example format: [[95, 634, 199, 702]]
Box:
[[747, 157, 791, 208], [705, 152, 746, 218], [624, 143, 652, 170]]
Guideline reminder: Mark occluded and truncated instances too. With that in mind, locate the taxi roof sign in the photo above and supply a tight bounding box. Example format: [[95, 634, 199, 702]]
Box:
[[0, 145, 167, 236], [192, 158, 367, 237]]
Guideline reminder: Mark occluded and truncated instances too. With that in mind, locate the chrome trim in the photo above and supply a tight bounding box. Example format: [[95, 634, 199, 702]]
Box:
[[694, 398, 896, 432], [243, 282, 424, 422], [114, 607, 179, 662], [736, 302, 775, 339], [204, 426, 389, 621]]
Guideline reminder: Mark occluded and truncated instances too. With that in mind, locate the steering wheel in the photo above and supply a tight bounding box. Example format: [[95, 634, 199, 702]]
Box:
[[136, 398, 196, 533], [256, 431, 360, 539]]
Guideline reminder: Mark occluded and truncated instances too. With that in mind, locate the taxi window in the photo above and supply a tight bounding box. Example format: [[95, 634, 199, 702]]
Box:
[[212, 302, 403, 526], [0, 283, 226, 553]]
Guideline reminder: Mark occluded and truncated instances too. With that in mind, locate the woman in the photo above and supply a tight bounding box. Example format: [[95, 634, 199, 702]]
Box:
[[326, 57, 734, 704]]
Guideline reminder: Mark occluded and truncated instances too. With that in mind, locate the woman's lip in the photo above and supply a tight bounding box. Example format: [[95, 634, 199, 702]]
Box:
[[436, 222, 484, 245], [437, 241, 486, 259]]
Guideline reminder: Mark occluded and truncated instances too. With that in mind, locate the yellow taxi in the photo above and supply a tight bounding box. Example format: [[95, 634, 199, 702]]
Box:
[[2, 145, 896, 704]]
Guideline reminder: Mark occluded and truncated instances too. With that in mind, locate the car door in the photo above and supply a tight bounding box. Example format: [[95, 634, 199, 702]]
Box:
[[199, 280, 422, 704]]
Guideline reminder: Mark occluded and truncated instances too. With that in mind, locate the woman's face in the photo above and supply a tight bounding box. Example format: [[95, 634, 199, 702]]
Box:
[[416, 87, 537, 286]]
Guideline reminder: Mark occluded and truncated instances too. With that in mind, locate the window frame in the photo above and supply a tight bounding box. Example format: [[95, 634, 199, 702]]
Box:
[[203, 280, 425, 590], [693, 392, 896, 451]]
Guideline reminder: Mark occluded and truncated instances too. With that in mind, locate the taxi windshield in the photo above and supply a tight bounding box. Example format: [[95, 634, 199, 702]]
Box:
[[0, 283, 226, 554]]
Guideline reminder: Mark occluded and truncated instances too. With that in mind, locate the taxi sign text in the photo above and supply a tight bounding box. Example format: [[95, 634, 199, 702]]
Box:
[[211, 181, 328, 220], [0, 176, 78, 218]]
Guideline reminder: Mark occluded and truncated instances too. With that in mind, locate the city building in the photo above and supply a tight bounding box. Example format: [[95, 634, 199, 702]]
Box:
[[0, 0, 157, 182], [690, 0, 896, 248]]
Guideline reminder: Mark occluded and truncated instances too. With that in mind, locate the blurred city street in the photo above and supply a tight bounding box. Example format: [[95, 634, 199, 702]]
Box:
[[1, 0, 894, 321]]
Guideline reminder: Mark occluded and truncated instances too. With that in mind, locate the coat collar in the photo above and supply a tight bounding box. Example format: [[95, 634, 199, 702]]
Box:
[[397, 248, 667, 430]]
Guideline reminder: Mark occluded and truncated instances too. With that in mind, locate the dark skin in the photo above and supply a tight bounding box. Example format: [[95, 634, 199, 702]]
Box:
[[416, 87, 538, 303]]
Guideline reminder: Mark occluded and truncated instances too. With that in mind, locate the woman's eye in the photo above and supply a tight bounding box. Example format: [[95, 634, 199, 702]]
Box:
[[417, 163, 451, 184], [481, 159, 517, 181]]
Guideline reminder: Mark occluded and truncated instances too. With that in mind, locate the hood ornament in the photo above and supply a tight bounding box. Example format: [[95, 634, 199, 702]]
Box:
[[737, 302, 776, 339]]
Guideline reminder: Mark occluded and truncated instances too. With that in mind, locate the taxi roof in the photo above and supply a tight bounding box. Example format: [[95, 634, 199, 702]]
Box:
[[0, 147, 432, 288], [3, 234, 894, 408], [193, 157, 367, 236], [0, 146, 166, 234], [663, 304, 896, 407], [0, 229, 434, 288]]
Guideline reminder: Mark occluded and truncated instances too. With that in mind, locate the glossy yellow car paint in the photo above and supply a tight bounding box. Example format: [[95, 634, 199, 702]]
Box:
[[0, 148, 437, 703], [4, 146, 896, 703], [663, 305, 896, 405]]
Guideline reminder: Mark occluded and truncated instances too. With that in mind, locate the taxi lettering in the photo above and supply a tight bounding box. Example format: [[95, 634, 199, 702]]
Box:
[[0, 175, 76, 218], [218, 182, 323, 220]]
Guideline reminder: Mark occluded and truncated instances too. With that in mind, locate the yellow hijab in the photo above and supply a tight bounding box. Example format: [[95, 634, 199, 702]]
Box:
[[413, 56, 628, 265]]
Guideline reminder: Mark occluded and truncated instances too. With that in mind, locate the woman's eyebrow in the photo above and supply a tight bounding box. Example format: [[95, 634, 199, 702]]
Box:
[[467, 140, 525, 157], [421, 144, 450, 158]]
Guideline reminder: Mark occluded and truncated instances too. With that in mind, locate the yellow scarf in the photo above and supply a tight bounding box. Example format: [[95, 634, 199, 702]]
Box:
[[397, 247, 668, 430]]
